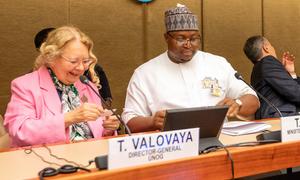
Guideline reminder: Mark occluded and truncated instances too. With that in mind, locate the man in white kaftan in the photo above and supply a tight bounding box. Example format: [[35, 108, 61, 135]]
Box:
[[122, 4, 259, 133]]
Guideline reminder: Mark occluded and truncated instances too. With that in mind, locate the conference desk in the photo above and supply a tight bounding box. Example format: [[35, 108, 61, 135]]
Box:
[[1, 119, 300, 180]]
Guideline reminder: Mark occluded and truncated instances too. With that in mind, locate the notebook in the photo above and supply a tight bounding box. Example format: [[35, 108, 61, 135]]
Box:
[[163, 105, 229, 152]]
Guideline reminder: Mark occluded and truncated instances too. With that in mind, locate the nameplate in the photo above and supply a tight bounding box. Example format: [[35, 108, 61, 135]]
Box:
[[108, 128, 199, 169], [281, 115, 300, 142]]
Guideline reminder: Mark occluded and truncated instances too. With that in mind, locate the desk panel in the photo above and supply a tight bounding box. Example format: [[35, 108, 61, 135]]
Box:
[[2, 119, 298, 180]]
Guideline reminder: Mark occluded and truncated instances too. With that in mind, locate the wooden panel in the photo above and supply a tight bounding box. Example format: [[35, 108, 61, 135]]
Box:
[[53, 141, 300, 180], [203, 0, 262, 82], [3, 119, 300, 180], [0, 0, 68, 114], [1, 0, 299, 116], [0, 96, 9, 117], [16, 127, 300, 180], [264, 0, 300, 69], [147, 0, 202, 61], [69, 0, 144, 112]]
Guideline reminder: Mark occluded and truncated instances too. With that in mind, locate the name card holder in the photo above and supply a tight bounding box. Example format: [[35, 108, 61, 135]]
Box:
[[105, 128, 199, 170], [281, 115, 300, 142]]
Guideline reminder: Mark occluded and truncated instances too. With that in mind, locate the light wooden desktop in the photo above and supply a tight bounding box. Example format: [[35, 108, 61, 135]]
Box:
[[2, 119, 300, 180]]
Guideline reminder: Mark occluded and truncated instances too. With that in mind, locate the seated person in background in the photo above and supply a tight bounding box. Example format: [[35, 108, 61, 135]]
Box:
[[34, 27, 113, 107], [84, 63, 113, 107], [122, 4, 260, 133], [4, 26, 119, 147], [243, 35, 300, 119], [34, 27, 55, 51]]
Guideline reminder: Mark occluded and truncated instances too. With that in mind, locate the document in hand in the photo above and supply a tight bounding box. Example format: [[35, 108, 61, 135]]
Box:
[[222, 121, 271, 136]]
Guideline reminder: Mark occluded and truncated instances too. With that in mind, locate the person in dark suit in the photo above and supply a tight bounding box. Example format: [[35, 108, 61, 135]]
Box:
[[34, 27, 113, 107], [243, 35, 300, 119]]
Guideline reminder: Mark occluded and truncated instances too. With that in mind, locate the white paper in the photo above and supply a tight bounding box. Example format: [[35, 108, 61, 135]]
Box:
[[222, 121, 271, 136], [99, 109, 114, 117]]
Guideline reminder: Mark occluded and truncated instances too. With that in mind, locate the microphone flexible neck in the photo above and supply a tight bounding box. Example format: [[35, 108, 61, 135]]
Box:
[[80, 76, 132, 135], [235, 73, 283, 118]]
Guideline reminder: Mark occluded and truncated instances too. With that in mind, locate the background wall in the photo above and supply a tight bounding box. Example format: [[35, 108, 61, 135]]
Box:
[[0, 0, 299, 115]]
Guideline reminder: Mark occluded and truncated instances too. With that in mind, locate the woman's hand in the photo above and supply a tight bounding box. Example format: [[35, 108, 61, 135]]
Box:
[[102, 115, 120, 136], [103, 115, 120, 130], [64, 103, 104, 126]]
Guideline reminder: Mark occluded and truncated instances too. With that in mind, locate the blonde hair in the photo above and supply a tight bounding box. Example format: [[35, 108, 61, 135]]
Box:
[[34, 26, 100, 87]]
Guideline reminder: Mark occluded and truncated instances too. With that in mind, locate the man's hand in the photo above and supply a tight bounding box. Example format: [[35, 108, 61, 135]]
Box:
[[282, 51, 296, 76], [151, 110, 166, 130], [217, 98, 241, 118]]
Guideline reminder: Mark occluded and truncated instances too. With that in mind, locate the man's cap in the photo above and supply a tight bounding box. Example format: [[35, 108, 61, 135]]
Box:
[[165, 4, 199, 32]]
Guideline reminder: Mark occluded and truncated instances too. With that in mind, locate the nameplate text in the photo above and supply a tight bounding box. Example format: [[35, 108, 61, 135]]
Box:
[[108, 128, 199, 169]]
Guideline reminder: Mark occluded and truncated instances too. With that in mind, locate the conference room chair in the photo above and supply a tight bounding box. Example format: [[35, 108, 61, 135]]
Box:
[[0, 114, 10, 149]]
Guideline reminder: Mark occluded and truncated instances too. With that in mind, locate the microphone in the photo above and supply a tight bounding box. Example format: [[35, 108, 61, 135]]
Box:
[[234, 72, 281, 142], [79, 75, 132, 136], [234, 72, 283, 117]]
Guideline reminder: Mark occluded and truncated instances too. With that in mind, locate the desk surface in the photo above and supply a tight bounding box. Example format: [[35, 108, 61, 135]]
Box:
[[1, 119, 297, 180]]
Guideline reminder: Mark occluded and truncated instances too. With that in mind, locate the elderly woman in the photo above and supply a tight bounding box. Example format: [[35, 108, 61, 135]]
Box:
[[4, 26, 120, 147]]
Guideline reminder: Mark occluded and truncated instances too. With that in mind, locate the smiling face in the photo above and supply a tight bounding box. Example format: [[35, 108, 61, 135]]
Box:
[[50, 39, 90, 85], [165, 30, 200, 63]]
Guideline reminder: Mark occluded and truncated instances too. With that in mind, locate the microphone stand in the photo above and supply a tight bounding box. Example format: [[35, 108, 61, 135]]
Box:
[[80, 76, 132, 136], [234, 72, 281, 141], [234, 73, 283, 117]]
